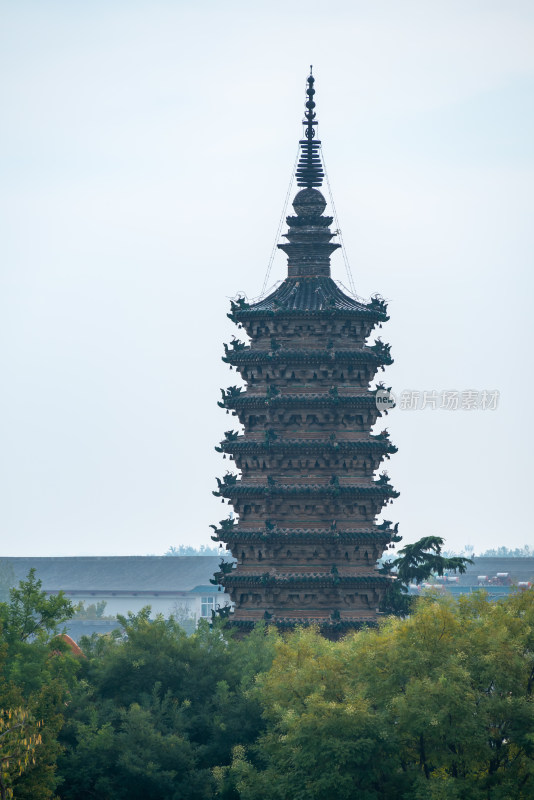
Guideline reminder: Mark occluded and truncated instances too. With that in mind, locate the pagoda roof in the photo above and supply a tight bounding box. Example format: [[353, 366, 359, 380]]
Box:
[[220, 393, 379, 410], [214, 483, 399, 499], [223, 572, 389, 586], [229, 277, 388, 320], [218, 438, 397, 455], [212, 528, 392, 542], [223, 346, 390, 367]]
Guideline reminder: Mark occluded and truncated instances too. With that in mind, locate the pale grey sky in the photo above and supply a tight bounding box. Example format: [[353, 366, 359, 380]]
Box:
[[1, 0, 533, 556]]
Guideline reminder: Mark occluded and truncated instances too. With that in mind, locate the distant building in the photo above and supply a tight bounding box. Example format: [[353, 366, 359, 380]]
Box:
[[409, 557, 534, 599], [3, 556, 232, 640]]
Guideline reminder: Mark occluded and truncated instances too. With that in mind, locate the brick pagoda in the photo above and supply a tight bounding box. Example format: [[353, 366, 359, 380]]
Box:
[[211, 71, 399, 634]]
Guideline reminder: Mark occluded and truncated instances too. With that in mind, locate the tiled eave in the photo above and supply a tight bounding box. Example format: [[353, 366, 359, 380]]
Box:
[[212, 528, 393, 543], [215, 484, 399, 499], [230, 307, 386, 321], [220, 393, 379, 410], [223, 574, 389, 586], [218, 439, 396, 456], [223, 349, 390, 367], [227, 277, 388, 320]]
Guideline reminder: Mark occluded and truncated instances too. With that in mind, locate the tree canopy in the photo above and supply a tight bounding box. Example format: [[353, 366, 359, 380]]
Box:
[[2, 566, 534, 799], [379, 535, 473, 615]]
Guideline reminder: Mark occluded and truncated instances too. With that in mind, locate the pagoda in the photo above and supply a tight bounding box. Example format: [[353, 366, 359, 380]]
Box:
[[211, 71, 399, 635]]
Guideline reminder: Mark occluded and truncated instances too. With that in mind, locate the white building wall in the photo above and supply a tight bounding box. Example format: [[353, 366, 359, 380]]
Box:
[[55, 591, 231, 621]]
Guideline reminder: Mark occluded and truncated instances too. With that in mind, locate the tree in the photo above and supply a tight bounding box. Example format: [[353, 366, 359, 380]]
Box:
[[164, 545, 225, 557], [379, 536, 472, 615], [478, 545, 533, 557], [0, 563, 15, 605], [222, 589, 534, 800], [220, 628, 395, 800], [1, 569, 74, 648], [72, 601, 112, 620], [0, 571, 79, 799], [57, 613, 277, 799], [0, 708, 42, 800]]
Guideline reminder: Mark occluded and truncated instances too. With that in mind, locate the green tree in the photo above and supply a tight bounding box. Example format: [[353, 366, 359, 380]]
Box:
[[0, 708, 42, 800], [71, 600, 109, 620], [2, 569, 74, 650], [379, 536, 472, 615], [0, 570, 79, 799], [224, 590, 534, 800], [220, 628, 397, 800], [57, 612, 277, 799], [0, 564, 15, 605]]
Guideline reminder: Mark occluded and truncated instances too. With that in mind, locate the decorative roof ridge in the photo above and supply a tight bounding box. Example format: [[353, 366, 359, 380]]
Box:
[[229, 277, 388, 318], [223, 348, 391, 366], [217, 439, 397, 452], [230, 570, 384, 579], [214, 483, 399, 498], [218, 527, 390, 535], [223, 574, 389, 584], [217, 535, 391, 543], [220, 394, 381, 406]]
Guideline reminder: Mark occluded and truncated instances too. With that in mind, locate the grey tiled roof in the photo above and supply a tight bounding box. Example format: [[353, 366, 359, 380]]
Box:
[[241, 277, 380, 315], [458, 557, 534, 586], [2, 556, 224, 592]]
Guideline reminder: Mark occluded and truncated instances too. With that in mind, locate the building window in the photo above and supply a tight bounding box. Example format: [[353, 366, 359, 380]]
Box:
[[201, 596, 215, 618]]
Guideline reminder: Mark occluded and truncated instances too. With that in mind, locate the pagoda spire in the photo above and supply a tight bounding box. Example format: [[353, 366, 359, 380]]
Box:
[[296, 68, 325, 188], [277, 69, 340, 278]]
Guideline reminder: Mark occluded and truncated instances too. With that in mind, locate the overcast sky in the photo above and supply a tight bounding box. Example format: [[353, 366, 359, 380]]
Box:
[[1, 0, 533, 557]]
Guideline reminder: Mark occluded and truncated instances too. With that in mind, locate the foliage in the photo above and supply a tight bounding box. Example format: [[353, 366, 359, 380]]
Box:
[[0, 564, 15, 605], [442, 544, 534, 558], [57, 613, 277, 799], [0, 708, 42, 800], [4, 568, 534, 799], [477, 545, 532, 558], [379, 536, 472, 616], [72, 601, 114, 620], [164, 545, 222, 557], [0, 570, 79, 799], [169, 602, 198, 635], [1, 569, 74, 649], [222, 590, 534, 800]]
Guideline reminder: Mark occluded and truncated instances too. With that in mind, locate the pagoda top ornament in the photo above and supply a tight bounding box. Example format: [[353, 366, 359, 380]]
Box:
[[277, 70, 341, 278], [296, 68, 324, 189]]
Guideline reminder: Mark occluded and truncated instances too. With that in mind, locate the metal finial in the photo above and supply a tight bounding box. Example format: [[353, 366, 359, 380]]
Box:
[[295, 70, 324, 188]]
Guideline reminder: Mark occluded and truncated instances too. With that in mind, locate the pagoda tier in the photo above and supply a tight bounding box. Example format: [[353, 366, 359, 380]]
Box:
[[212, 72, 398, 635]]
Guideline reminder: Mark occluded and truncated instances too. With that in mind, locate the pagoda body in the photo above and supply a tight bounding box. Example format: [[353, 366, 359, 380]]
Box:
[[211, 73, 399, 635]]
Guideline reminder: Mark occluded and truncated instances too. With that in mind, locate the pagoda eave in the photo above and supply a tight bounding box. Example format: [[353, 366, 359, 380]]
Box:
[[219, 393, 382, 411], [214, 484, 399, 499], [213, 530, 393, 544], [223, 574, 390, 587], [222, 349, 391, 367], [229, 308, 388, 326], [217, 439, 397, 456]]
